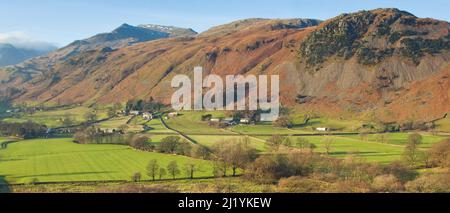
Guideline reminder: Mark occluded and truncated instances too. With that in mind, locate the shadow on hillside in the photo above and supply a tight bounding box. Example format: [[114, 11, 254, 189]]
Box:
[[291, 120, 321, 128], [0, 176, 11, 193], [331, 151, 378, 155], [0, 158, 23, 162], [1, 141, 18, 149]]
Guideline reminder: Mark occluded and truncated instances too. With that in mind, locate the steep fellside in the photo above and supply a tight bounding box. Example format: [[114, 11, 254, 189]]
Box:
[[285, 8, 450, 123], [0, 18, 318, 105], [0, 9, 449, 125]]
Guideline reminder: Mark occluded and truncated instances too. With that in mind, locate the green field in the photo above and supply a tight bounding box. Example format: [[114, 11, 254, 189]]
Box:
[[436, 117, 450, 132], [289, 135, 405, 163], [344, 133, 448, 148], [148, 135, 182, 145], [2, 109, 450, 186], [254, 133, 448, 163], [96, 116, 131, 129], [189, 135, 267, 152], [97, 115, 174, 133], [164, 111, 231, 134], [3, 106, 109, 128], [230, 123, 311, 134], [145, 119, 174, 133], [0, 138, 213, 184]]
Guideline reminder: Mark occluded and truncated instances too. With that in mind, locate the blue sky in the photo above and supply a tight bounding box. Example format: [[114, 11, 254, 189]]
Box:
[[0, 0, 449, 47]]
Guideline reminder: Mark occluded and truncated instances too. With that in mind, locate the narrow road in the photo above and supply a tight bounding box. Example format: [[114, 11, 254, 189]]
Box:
[[159, 117, 198, 144]]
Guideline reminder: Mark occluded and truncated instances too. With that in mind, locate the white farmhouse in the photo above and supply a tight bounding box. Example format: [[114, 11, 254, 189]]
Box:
[[316, 127, 329, 132], [129, 110, 141, 116], [240, 118, 250, 124], [142, 112, 154, 120], [168, 112, 179, 117]]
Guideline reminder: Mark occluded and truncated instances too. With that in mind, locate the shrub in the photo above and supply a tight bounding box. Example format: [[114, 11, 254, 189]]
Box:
[[383, 161, 418, 183], [131, 172, 142, 182], [0, 121, 47, 139], [428, 139, 450, 167], [246, 155, 279, 183], [128, 135, 150, 150], [371, 175, 404, 192], [158, 136, 181, 153], [405, 173, 450, 193], [201, 114, 213, 121], [273, 116, 293, 128], [278, 176, 330, 193]]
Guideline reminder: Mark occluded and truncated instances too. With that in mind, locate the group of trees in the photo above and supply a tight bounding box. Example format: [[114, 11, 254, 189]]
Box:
[[265, 135, 320, 153], [73, 130, 211, 160], [273, 116, 294, 128], [155, 136, 211, 160], [132, 159, 199, 181], [427, 139, 450, 168], [73, 123, 449, 192], [245, 150, 424, 192], [74, 127, 151, 150], [125, 98, 165, 113], [0, 121, 47, 139], [225, 110, 261, 123], [211, 137, 258, 177], [243, 133, 450, 192], [401, 133, 450, 169], [157, 136, 191, 155]]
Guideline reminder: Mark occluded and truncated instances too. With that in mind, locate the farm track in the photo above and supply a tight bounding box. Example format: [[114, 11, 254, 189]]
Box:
[[159, 117, 198, 144]]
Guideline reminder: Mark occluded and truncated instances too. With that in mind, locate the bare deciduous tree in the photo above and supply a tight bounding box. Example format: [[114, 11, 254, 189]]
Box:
[[147, 159, 160, 181], [167, 160, 180, 179]]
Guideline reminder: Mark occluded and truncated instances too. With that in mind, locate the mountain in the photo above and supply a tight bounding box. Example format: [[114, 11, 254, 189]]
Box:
[[68, 23, 197, 52], [43, 23, 198, 64], [0, 8, 449, 125], [0, 43, 54, 67], [138, 24, 197, 38], [0, 23, 197, 90]]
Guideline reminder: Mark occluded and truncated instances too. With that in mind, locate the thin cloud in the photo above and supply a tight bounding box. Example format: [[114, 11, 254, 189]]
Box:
[[0, 31, 57, 51]]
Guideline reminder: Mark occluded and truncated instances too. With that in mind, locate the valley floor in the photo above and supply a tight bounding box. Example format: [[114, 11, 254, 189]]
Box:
[[1, 109, 450, 192]]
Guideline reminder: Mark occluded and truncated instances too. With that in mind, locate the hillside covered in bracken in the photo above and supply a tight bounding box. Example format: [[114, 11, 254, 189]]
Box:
[[1, 8, 449, 124]]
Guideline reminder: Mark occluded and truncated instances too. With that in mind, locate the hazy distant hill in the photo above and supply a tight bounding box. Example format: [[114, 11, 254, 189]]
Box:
[[0, 43, 54, 67]]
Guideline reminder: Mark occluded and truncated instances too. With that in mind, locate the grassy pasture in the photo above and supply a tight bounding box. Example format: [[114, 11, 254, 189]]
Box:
[[0, 138, 213, 184], [286, 136, 406, 163], [343, 133, 448, 148], [145, 118, 174, 133], [148, 135, 181, 145], [297, 117, 364, 132], [97, 116, 174, 133], [230, 123, 311, 134], [164, 111, 230, 134], [2, 107, 109, 128], [96, 116, 131, 129], [189, 135, 267, 152], [435, 117, 450, 132]]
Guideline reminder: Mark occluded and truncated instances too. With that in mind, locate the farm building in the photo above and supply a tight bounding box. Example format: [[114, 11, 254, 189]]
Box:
[[129, 110, 141, 116], [210, 118, 221, 122], [316, 127, 329, 132], [240, 118, 250, 124], [142, 112, 154, 120], [168, 112, 179, 117]]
